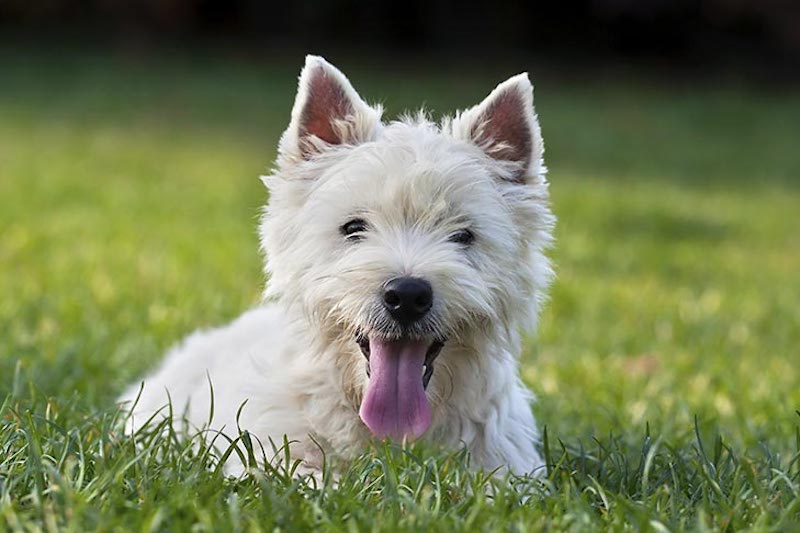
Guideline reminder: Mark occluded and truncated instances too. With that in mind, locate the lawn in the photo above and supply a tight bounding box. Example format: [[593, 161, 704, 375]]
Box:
[[2, 49, 800, 530]]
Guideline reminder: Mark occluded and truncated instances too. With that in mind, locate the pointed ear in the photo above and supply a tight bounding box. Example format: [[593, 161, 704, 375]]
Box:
[[279, 55, 382, 163], [451, 73, 543, 183]]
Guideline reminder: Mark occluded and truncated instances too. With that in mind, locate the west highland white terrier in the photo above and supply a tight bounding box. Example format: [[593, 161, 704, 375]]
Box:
[[119, 55, 555, 477]]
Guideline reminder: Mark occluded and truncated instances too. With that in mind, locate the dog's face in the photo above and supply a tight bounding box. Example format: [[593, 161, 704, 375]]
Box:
[[260, 56, 554, 442]]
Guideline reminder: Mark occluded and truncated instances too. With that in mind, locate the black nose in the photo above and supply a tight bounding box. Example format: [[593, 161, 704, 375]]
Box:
[[382, 277, 433, 326]]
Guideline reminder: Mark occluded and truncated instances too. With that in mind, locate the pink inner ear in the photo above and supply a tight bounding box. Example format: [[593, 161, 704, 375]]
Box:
[[299, 66, 354, 147], [473, 90, 532, 174]]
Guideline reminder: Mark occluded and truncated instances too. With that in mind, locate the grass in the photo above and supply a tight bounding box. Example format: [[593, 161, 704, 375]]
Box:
[[2, 49, 800, 530]]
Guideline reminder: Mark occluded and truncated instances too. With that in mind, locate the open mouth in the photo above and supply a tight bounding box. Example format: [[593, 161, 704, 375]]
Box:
[[357, 334, 444, 389], [356, 332, 445, 441]]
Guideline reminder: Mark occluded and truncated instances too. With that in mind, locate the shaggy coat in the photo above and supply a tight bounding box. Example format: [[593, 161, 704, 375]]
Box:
[[119, 56, 555, 476]]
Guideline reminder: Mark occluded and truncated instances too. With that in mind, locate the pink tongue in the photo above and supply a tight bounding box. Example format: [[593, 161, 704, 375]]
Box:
[[359, 337, 431, 441]]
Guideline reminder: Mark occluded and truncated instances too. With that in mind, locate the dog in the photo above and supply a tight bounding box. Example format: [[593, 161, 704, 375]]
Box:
[[118, 55, 555, 477]]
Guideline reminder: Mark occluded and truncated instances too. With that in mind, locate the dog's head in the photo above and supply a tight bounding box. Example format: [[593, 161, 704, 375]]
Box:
[[260, 56, 554, 442]]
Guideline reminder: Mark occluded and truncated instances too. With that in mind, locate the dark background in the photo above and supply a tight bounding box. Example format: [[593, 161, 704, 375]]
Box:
[[3, 0, 800, 80]]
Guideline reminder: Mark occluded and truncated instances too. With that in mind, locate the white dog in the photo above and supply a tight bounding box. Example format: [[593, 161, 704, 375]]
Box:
[[119, 56, 555, 477]]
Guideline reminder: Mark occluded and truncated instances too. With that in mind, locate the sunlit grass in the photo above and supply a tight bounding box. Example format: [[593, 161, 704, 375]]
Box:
[[1, 51, 799, 529]]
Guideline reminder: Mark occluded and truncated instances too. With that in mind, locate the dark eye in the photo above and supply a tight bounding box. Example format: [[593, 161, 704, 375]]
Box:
[[341, 218, 368, 241], [448, 228, 474, 246]]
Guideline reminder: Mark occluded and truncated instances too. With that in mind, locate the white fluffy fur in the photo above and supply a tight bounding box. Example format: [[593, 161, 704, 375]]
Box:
[[119, 56, 555, 477]]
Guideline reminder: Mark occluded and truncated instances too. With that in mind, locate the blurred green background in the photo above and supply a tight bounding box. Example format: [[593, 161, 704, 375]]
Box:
[[2, 45, 799, 451], [2, 0, 800, 505], [2, 2, 800, 528]]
